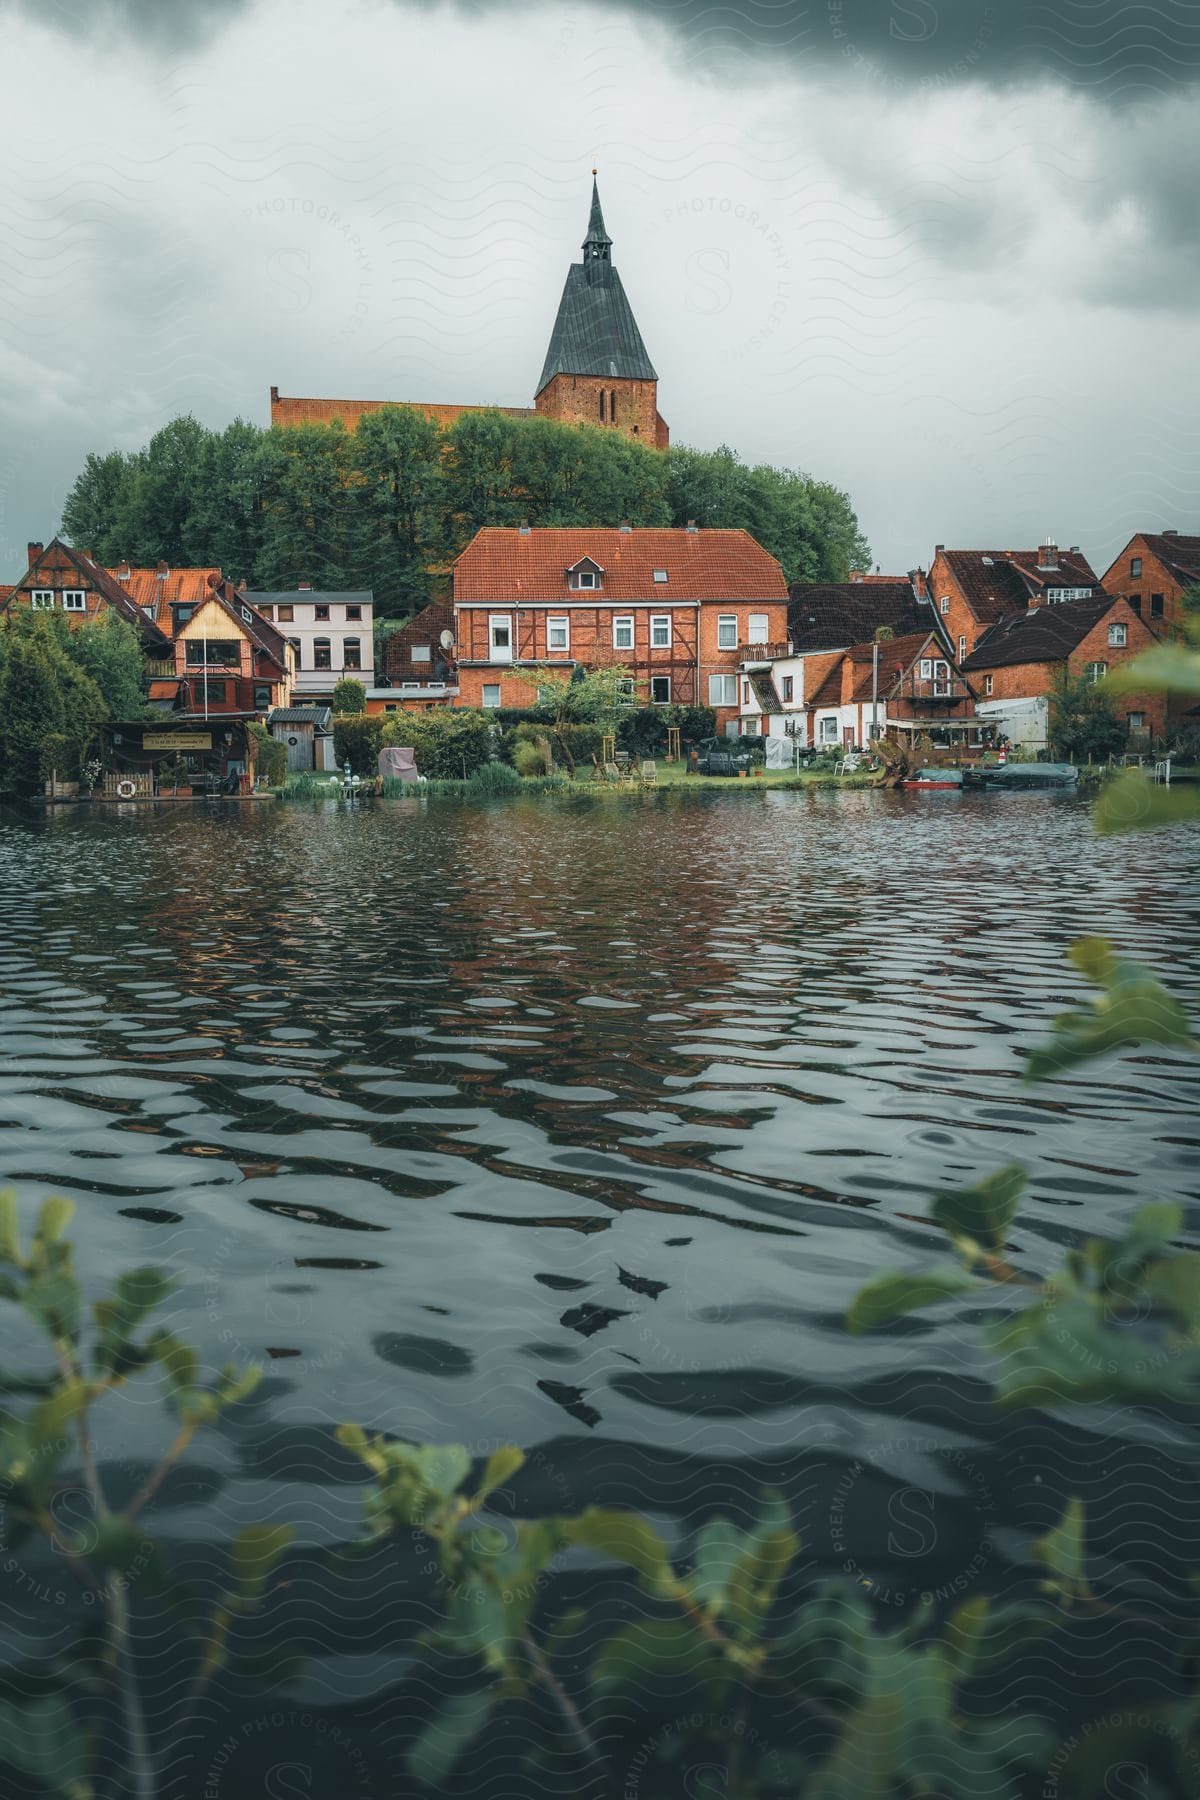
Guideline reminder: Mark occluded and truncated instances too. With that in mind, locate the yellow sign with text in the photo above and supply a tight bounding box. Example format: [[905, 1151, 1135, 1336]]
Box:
[[143, 733, 213, 750]]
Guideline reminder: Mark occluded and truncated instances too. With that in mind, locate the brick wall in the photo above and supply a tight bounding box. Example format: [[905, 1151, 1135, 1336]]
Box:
[[975, 600, 1167, 740], [1098, 534, 1189, 636], [534, 374, 664, 446]]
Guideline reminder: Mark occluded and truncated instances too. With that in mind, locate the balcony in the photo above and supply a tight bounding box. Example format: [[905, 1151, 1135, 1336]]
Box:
[[739, 642, 790, 668]]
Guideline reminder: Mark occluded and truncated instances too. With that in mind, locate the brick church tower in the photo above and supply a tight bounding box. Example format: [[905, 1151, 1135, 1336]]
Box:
[[534, 176, 668, 449]]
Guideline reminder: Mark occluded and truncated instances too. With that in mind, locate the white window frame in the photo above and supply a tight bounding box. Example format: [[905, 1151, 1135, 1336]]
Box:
[[708, 673, 737, 707], [819, 716, 840, 743], [62, 590, 87, 613], [1127, 711, 1145, 730], [241, 605, 253, 622], [1108, 623, 1127, 647], [488, 615, 513, 661], [547, 615, 570, 653], [649, 614, 671, 649], [411, 644, 432, 663], [652, 569, 668, 584], [571, 568, 598, 591], [958, 635, 967, 662], [984, 675, 994, 696], [716, 614, 737, 650], [30, 590, 55, 609], [939, 596, 951, 615], [748, 613, 769, 645], [481, 683, 502, 708], [650, 674, 671, 704], [613, 615, 634, 651], [919, 658, 933, 678], [1086, 661, 1107, 683]]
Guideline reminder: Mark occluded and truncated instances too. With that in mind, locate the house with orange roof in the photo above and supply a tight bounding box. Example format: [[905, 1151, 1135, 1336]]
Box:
[[450, 523, 788, 731], [3, 540, 174, 660]]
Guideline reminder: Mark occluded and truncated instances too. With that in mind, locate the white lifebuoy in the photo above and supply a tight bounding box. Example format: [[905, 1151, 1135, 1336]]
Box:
[[115, 779, 138, 800]]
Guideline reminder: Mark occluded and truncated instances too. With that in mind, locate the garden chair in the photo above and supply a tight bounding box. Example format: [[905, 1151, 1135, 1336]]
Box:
[[603, 761, 622, 783], [640, 760, 658, 786]]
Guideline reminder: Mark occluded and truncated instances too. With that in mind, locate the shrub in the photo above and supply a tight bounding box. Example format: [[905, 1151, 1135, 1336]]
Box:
[[38, 732, 75, 782], [512, 741, 545, 777], [333, 713, 383, 773], [331, 676, 367, 714], [247, 720, 288, 785], [467, 760, 523, 794], [384, 708, 492, 779]]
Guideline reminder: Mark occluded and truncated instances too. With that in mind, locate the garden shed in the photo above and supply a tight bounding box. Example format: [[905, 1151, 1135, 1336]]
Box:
[[267, 706, 335, 772]]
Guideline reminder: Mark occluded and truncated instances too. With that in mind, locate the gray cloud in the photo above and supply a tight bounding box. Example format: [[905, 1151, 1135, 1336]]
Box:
[[8, 0, 1200, 96]]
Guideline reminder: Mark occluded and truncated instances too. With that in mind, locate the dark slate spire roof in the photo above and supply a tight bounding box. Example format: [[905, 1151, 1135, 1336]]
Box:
[[536, 177, 657, 395]]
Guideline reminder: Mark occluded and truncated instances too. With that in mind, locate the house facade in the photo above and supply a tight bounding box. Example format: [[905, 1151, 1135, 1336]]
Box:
[[961, 594, 1165, 748], [1098, 531, 1200, 638], [928, 540, 1102, 666], [270, 175, 667, 451], [241, 587, 374, 700], [167, 579, 295, 717], [367, 600, 459, 712], [450, 525, 788, 730], [2, 539, 173, 662], [740, 632, 979, 750]]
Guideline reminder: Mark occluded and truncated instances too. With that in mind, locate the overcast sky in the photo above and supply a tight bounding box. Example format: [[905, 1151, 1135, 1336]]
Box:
[[3, 0, 1198, 581]]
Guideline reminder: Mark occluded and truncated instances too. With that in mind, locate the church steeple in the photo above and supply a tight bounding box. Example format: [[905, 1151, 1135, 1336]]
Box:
[[582, 171, 612, 280]]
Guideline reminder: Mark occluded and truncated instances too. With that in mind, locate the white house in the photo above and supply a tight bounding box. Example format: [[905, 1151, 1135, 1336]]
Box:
[[242, 587, 375, 700]]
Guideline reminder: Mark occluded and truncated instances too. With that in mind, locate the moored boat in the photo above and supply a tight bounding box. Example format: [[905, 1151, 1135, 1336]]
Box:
[[962, 761, 1078, 789], [902, 768, 964, 789]]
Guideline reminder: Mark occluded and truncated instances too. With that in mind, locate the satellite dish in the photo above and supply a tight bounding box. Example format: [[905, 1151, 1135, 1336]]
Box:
[[439, 630, 454, 650]]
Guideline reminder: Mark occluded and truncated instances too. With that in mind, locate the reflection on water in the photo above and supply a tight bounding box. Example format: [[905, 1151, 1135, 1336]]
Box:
[[1, 790, 1198, 1794]]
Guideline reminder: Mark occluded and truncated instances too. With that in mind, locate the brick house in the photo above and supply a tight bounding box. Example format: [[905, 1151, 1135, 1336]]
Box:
[[1097, 530, 1200, 637], [270, 175, 667, 451], [961, 594, 1164, 748], [451, 525, 788, 731], [2, 539, 173, 662], [928, 540, 1102, 666], [166, 578, 296, 717], [741, 631, 979, 751], [366, 600, 458, 713]]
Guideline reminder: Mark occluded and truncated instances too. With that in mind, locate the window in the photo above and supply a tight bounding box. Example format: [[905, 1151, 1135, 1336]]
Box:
[[411, 644, 431, 663], [346, 605, 362, 621], [343, 639, 362, 669], [1085, 661, 1107, 683], [30, 590, 54, 609], [717, 614, 737, 650], [709, 673, 737, 706], [1108, 623, 1127, 647], [1130, 557, 1142, 578], [314, 604, 330, 621], [1151, 593, 1164, 618], [616, 678, 636, 703], [1128, 594, 1142, 613], [984, 675, 994, 696], [1127, 711, 1145, 731], [401, 681, 420, 690], [203, 680, 227, 703], [277, 604, 294, 622], [253, 685, 271, 709], [742, 679, 751, 705], [748, 613, 769, 645], [782, 675, 794, 702], [599, 390, 606, 423], [650, 675, 671, 703], [547, 616, 570, 652], [610, 390, 617, 425], [570, 569, 598, 591], [939, 596, 951, 615], [385, 703, 398, 712], [919, 658, 933, 678], [481, 684, 501, 708], [313, 637, 332, 670], [62, 591, 86, 612], [613, 615, 634, 650], [174, 605, 194, 626], [958, 635, 967, 662], [488, 615, 513, 660], [1046, 587, 1092, 603], [241, 606, 253, 622], [652, 570, 668, 584], [650, 614, 671, 648], [185, 640, 238, 666], [819, 717, 839, 742]]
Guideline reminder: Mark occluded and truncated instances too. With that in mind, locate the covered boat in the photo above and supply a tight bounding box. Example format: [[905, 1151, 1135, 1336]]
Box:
[[963, 762, 1078, 789], [902, 768, 964, 789]]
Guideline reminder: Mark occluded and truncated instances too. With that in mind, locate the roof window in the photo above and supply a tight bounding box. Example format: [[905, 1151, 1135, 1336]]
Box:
[[653, 569, 668, 583]]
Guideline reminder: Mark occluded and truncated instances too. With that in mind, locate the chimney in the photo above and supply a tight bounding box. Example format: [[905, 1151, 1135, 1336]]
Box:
[[1069, 545, 1080, 553], [1163, 528, 1179, 537], [934, 544, 944, 555], [518, 520, 531, 535], [297, 582, 312, 591], [27, 541, 43, 567], [909, 568, 928, 603], [270, 385, 280, 405], [619, 519, 631, 533], [1037, 537, 1058, 571], [685, 519, 698, 533], [850, 569, 865, 583]]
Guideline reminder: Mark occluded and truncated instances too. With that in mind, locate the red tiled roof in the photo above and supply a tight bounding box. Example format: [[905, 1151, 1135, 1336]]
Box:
[[107, 565, 221, 632], [938, 548, 1101, 623], [788, 579, 928, 650], [844, 631, 941, 703], [454, 528, 787, 603], [147, 679, 181, 700]]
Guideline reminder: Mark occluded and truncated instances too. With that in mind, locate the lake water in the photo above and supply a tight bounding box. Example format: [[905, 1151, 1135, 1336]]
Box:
[[1, 789, 1198, 1796]]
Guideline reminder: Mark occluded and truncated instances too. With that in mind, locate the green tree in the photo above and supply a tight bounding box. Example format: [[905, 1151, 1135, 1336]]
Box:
[[68, 612, 146, 720], [109, 416, 209, 564], [507, 663, 634, 772], [331, 676, 367, 714], [351, 407, 442, 617], [185, 418, 272, 580], [60, 449, 137, 560], [1047, 667, 1127, 761], [667, 443, 870, 583], [254, 423, 354, 591], [0, 633, 66, 792]]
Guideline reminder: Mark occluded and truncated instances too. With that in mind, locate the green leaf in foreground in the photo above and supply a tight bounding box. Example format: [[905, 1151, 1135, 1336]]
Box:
[[1031, 1498, 1091, 1601], [846, 1269, 976, 1334], [0, 1695, 90, 1796], [931, 1165, 1026, 1252], [231, 1523, 294, 1601], [566, 1506, 673, 1588], [1102, 642, 1200, 697], [1093, 768, 1200, 836], [407, 1686, 496, 1786], [1024, 937, 1194, 1083]]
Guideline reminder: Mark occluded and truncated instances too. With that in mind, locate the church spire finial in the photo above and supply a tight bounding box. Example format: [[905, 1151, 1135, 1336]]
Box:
[[583, 173, 612, 267]]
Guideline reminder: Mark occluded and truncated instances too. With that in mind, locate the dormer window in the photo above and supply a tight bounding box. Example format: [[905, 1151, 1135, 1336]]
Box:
[[566, 557, 604, 592], [241, 606, 253, 622]]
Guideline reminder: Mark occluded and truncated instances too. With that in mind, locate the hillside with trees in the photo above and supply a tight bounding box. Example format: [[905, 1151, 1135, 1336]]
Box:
[[60, 412, 871, 619]]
